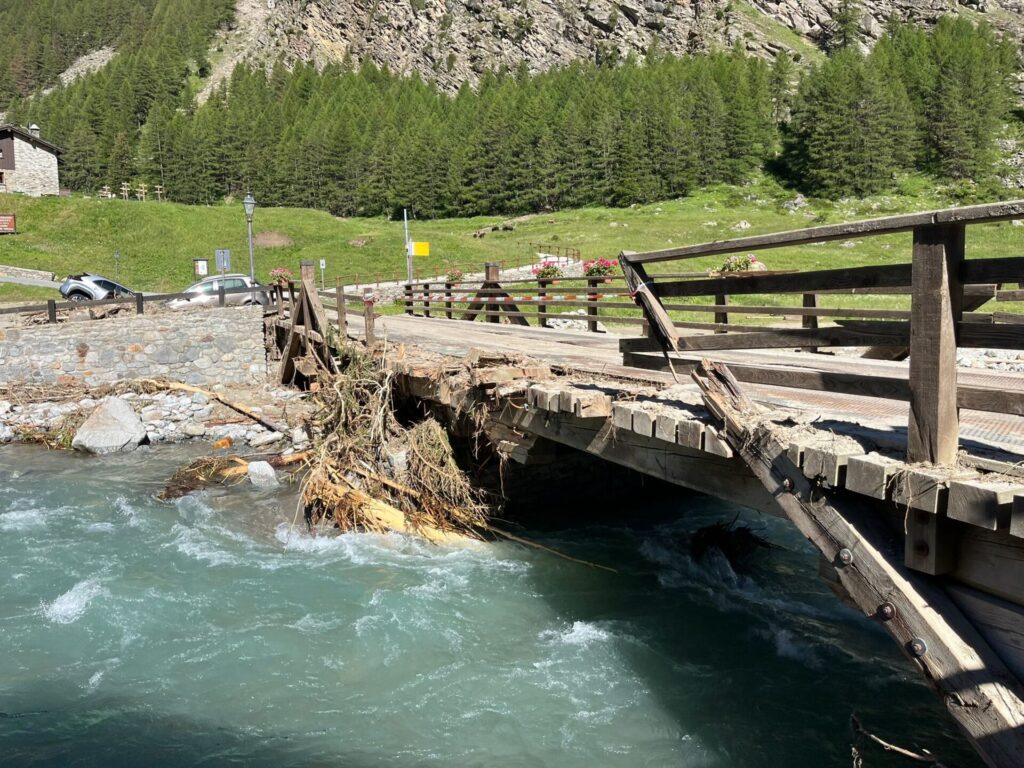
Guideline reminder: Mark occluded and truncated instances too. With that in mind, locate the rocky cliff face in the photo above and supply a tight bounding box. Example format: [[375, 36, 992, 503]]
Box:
[[209, 0, 1024, 92]]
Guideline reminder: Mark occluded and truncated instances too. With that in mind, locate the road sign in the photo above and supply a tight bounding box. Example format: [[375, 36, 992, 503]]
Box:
[[320, 259, 326, 270], [0, 213, 15, 234], [194, 258, 209, 277], [215, 249, 231, 272], [412, 242, 430, 257]]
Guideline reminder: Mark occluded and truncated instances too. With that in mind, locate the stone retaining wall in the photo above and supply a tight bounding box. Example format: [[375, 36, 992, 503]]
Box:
[[0, 264, 56, 281], [0, 306, 267, 387]]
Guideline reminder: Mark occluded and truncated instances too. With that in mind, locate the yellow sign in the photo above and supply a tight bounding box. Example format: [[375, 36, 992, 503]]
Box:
[[412, 241, 431, 257]]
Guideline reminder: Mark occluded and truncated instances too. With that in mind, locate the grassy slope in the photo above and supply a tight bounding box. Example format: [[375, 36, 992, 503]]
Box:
[[1, 179, 1021, 319]]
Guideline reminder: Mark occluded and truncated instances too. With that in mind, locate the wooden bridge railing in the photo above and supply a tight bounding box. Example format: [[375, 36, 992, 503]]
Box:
[[619, 200, 1024, 466]]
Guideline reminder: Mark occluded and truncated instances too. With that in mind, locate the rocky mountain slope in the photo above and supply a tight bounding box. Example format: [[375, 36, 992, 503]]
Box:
[[203, 0, 1024, 92]]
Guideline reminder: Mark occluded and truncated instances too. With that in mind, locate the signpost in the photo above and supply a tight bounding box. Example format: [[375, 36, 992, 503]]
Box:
[[0, 213, 16, 234], [402, 208, 431, 281], [320, 259, 326, 290], [215, 249, 231, 276], [194, 258, 209, 278]]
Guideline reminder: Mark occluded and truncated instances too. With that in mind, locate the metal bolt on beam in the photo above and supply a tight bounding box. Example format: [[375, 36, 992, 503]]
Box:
[[837, 548, 854, 566], [877, 602, 896, 622], [909, 638, 928, 657]]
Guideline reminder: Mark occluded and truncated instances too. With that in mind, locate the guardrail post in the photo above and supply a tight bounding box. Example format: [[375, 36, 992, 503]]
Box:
[[715, 293, 729, 332], [46, 299, 56, 324], [801, 293, 818, 353], [907, 223, 965, 467], [423, 282, 431, 319], [136, 293, 145, 314], [217, 284, 226, 307], [587, 277, 599, 333], [538, 277, 550, 329], [445, 281, 453, 319], [363, 288, 376, 346], [485, 262, 500, 323]]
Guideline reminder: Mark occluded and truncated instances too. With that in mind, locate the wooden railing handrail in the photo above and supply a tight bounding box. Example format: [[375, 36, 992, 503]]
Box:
[[623, 200, 1024, 265]]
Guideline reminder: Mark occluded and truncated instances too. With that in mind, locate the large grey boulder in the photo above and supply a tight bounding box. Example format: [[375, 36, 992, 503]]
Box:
[[247, 461, 279, 488], [71, 397, 147, 455]]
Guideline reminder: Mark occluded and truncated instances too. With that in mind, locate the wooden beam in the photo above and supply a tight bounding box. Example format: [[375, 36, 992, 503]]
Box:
[[653, 263, 913, 299], [499, 404, 779, 515], [621, 347, 1024, 416], [619, 251, 679, 351], [692, 360, 1024, 766], [907, 223, 964, 465], [623, 200, 1024, 264]]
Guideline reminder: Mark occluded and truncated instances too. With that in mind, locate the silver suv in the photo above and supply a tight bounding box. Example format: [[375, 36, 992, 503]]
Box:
[[60, 273, 135, 301], [167, 274, 269, 309]]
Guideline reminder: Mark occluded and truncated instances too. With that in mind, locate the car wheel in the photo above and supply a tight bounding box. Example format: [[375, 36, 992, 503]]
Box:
[[67, 292, 89, 302]]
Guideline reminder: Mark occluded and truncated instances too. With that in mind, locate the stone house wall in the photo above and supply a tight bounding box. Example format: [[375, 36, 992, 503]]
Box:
[[7, 134, 59, 196], [0, 306, 267, 387]]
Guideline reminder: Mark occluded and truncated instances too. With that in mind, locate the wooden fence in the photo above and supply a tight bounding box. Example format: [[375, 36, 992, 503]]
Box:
[[0, 283, 274, 321], [402, 263, 643, 332]]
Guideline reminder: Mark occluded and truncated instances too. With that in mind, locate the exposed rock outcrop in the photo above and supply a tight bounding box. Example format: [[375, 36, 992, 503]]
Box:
[[204, 0, 1024, 94]]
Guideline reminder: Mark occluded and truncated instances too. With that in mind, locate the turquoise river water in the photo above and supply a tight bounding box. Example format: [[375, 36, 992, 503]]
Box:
[[0, 445, 981, 767]]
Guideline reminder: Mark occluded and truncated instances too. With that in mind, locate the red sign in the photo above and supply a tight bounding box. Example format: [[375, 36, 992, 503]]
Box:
[[0, 214, 15, 234]]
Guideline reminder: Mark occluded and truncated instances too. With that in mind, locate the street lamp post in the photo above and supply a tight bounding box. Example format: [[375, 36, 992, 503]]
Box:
[[243, 192, 257, 281]]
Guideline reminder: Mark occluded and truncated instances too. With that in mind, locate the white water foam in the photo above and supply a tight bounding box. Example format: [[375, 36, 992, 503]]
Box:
[[114, 496, 144, 527], [539, 621, 612, 648], [43, 578, 108, 624], [1, 506, 56, 531]]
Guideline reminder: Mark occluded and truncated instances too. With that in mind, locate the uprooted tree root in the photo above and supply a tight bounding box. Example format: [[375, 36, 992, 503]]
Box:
[[301, 345, 489, 540]]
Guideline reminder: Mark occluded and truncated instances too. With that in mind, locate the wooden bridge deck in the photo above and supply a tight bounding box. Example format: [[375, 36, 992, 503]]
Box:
[[366, 314, 1024, 463]]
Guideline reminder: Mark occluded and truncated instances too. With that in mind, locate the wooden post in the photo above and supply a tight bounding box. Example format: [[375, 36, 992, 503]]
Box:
[[801, 293, 818, 353], [217, 284, 226, 307], [335, 277, 347, 337], [405, 282, 414, 315], [485, 262, 500, 324], [300, 260, 315, 288], [715, 293, 729, 333], [136, 293, 145, 314], [538, 277, 550, 329], [287, 281, 297, 317], [423, 282, 431, 319], [46, 299, 56, 324], [445, 281, 453, 320], [587, 277, 599, 333], [907, 223, 965, 465], [363, 288, 375, 346]]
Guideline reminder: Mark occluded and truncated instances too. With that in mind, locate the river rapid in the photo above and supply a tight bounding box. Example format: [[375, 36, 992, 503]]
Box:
[[0, 445, 980, 767]]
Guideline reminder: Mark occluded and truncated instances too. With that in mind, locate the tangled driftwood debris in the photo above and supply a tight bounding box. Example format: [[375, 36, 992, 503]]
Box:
[[299, 344, 489, 540]]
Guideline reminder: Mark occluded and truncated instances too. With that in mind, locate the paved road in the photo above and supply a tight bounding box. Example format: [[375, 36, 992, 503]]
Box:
[[0, 275, 60, 289]]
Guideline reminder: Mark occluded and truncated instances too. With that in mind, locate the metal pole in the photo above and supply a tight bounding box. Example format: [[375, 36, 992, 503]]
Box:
[[403, 208, 413, 284], [246, 214, 255, 281]]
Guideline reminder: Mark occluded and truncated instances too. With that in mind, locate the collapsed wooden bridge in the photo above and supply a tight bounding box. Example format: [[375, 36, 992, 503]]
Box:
[[281, 201, 1024, 767]]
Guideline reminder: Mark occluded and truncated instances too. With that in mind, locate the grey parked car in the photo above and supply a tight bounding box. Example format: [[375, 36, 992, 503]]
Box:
[[60, 273, 135, 301], [166, 274, 269, 310]]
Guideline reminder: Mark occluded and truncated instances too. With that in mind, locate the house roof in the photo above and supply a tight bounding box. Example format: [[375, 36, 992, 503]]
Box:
[[0, 125, 63, 155]]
